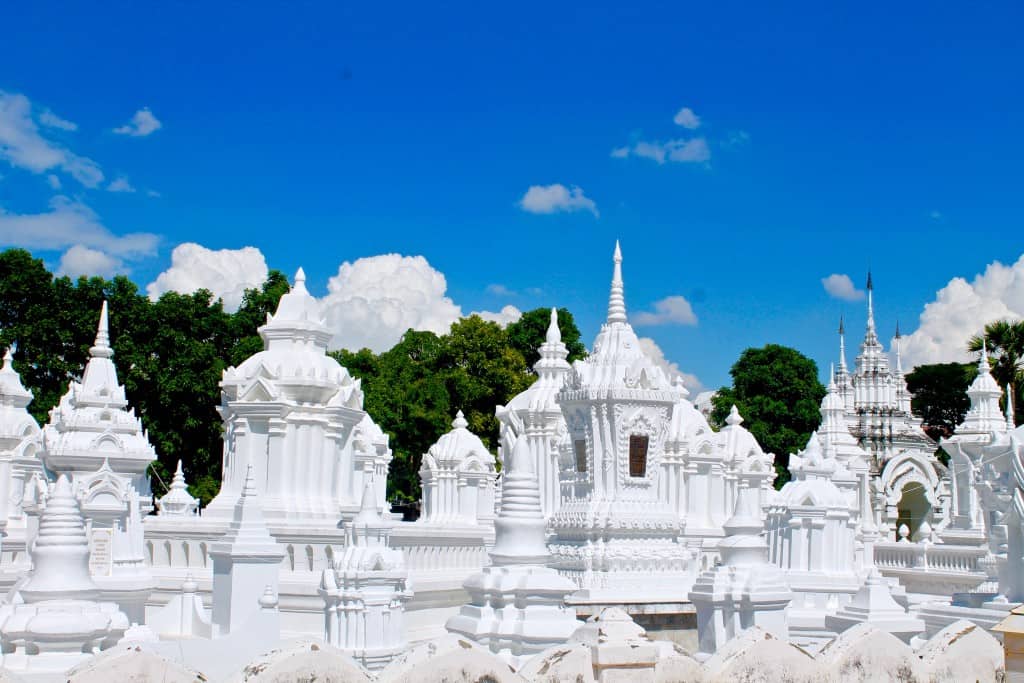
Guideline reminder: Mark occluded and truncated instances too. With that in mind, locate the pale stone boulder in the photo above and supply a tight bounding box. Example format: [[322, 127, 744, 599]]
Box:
[[225, 640, 373, 683], [65, 644, 204, 683], [518, 643, 595, 683], [917, 619, 1004, 683], [703, 627, 821, 683], [816, 623, 925, 683], [378, 634, 526, 683], [652, 641, 706, 683]]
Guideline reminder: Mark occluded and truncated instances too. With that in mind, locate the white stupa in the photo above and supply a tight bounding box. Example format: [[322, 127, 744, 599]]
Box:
[[0, 344, 44, 572], [320, 475, 411, 671], [548, 242, 695, 601], [42, 301, 157, 513], [206, 268, 392, 524], [690, 441, 791, 659], [497, 308, 572, 518], [0, 475, 130, 673], [446, 435, 581, 665], [156, 460, 200, 517], [209, 463, 285, 636], [419, 410, 497, 526]]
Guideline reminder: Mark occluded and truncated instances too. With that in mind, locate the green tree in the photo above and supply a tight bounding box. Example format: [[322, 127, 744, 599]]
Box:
[[505, 307, 587, 370], [710, 344, 826, 487], [968, 319, 1024, 425], [905, 362, 977, 442]]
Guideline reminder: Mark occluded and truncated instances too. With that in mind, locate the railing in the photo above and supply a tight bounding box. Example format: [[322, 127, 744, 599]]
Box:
[[874, 541, 986, 574]]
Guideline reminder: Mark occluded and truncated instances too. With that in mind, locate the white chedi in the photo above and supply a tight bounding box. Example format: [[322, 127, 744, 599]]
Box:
[[549, 242, 695, 600], [0, 344, 44, 561], [207, 268, 392, 524], [446, 436, 580, 665], [496, 307, 572, 518], [419, 410, 497, 526], [210, 463, 285, 637], [156, 460, 199, 517], [320, 475, 411, 671], [690, 448, 792, 659], [0, 475, 129, 673], [42, 302, 156, 509]]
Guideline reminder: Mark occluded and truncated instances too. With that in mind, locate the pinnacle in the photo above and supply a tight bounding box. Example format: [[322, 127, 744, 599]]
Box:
[[452, 409, 468, 430]]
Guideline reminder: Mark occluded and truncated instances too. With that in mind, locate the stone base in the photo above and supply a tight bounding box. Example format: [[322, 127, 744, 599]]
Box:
[[566, 598, 698, 651], [915, 598, 1015, 643]]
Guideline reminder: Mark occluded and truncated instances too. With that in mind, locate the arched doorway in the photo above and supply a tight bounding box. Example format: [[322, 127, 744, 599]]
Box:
[[895, 481, 931, 540]]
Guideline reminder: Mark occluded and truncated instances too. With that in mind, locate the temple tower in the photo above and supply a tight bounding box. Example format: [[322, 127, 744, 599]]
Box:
[[548, 242, 695, 600]]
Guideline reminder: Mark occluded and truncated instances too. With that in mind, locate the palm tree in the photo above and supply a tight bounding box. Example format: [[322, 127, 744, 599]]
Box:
[[968, 319, 1024, 424]]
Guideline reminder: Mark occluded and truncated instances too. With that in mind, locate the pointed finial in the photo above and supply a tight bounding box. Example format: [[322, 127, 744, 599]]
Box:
[[1008, 387, 1016, 429], [2, 346, 12, 368], [978, 338, 990, 373], [866, 271, 874, 291], [545, 307, 561, 344], [895, 322, 904, 373], [292, 267, 308, 294], [838, 316, 848, 371], [865, 272, 876, 336], [354, 473, 382, 525], [726, 404, 743, 427], [895, 320, 901, 339], [452, 410, 468, 430], [829, 362, 836, 387], [90, 300, 113, 359], [607, 240, 627, 324], [838, 315, 845, 336]]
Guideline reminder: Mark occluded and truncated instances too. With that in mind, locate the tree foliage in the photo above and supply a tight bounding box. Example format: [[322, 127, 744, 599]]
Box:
[[905, 362, 977, 442], [968, 319, 1024, 425], [331, 308, 581, 501], [710, 344, 826, 487], [505, 308, 587, 370], [0, 249, 288, 506]]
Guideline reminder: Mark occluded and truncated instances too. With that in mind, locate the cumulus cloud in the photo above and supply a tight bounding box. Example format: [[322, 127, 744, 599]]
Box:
[[0, 196, 158, 256], [486, 283, 516, 297], [614, 138, 711, 165], [39, 109, 77, 131], [637, 336, 704, 393], [821, 273, 866, 302], [901, 254, 1024, 367], [57, 245, 124, 278], [113, 107, 162, 137], [471, 305, 523, 327], [673, 106, 701, 129], [146, 243, 269, 312], [322, 253, 465, 352], [107, 176, 136, 193], [0, 90, 104, 187], [519, 184, 599, 217], [633, 295, 699, 326]]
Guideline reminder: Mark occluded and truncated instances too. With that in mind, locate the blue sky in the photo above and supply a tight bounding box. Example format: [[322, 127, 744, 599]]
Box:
[[2, 1, 1024, 391]]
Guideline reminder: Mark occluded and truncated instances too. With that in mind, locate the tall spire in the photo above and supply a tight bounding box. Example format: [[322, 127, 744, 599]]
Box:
[[838, 315, 848, 372], [865, 271, 877, 342], [606, 240, 627, 324], [1008, 386, 1016, 430], [894, 321, 903, 374], [90, 300, 113, 359]]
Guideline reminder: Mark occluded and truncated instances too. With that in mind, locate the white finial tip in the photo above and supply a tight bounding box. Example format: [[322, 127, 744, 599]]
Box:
[[613, 240, 622, 261], [726, 404, 743, 426], [2, 346, 12, 367], [545, 307, 561, 344], [294, 267, 306, 283], [453, 410, 468, 429]]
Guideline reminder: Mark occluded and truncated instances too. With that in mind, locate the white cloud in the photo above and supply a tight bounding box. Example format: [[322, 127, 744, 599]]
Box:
[[322, 253, 465, 352], [901, 254, 1024, 367], [0, 90, 104, 187], [46, 174, 61, 189], [107, 176, 136, 193], [146, 189, 161, 198], [613, 138, 711, 165], [471, 304, 522, 327], [113, 107, 162, 137], [637, 336, 704, 393], [486, 283, 515, 297], [0, 196, 158, 256], [673, 106, 701, 129], [821, 273, 866, 302], [519, 184, 599, 217], [146, 243, 269, 312], [38, 109, 77, 131], [633, 295, 698, 326], [57, 245, 124, 278]]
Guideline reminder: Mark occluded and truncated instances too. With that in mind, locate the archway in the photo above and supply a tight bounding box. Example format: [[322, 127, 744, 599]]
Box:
[[896, 481, 931, 540]]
